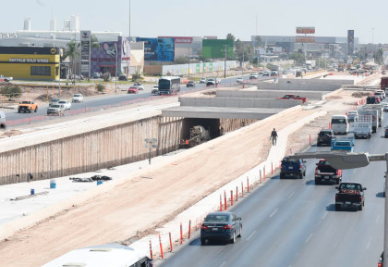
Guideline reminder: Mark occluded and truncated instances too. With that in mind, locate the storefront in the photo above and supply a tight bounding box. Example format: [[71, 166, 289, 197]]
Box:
[[0, 47, 60, 81]]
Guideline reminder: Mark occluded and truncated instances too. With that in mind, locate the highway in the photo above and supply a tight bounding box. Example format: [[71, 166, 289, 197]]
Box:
[[3, 74, 260, 126], [159, 113, 387, 267]]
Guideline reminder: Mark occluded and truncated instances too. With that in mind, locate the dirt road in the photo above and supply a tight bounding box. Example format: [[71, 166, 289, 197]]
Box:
[[0, 85, 368, 266]]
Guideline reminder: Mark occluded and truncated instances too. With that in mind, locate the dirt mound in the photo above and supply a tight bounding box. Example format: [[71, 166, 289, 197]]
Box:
[[0, 129, 23, 139], [351, 92, 371, 98]]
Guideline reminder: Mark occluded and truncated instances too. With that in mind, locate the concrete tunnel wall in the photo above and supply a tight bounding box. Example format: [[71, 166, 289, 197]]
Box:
[[178, 97, 303, 108]]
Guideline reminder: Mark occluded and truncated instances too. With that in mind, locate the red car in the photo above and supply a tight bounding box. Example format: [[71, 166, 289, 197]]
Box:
[[127, 86, 139, 94], [278, 94, 308, 103]]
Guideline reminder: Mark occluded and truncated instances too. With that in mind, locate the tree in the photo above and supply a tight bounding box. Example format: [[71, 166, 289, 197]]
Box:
[[226, 33, 235, 42], [0, 85, 22, 100], [62, 40, 80, 78], [174, 56, 190, 64], [91, 34, 100, 49], [289, 52, 306, 65], [233, 39, 254, 65], [255, 36, 263, 47], [374, 48, 384, 65]]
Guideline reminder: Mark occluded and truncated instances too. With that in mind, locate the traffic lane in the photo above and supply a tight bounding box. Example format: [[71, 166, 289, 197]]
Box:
[[160, 144, 384, 267]]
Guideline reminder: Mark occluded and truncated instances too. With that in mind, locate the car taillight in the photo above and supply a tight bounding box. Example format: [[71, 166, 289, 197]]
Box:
[[360, 196, 362, 201], [315, 168, 319, 175], [335, 195, 338, 201], [378, 262, 382, 267], [201, 225, 208, 230], [222, 225, 233, 230], [299, 164, 302, 170]]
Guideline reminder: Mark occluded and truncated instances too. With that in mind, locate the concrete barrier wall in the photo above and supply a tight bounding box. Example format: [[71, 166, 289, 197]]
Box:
[[216, 90, 325, 100], [257, 78, 354, 91], [179, 97, 302, 108]]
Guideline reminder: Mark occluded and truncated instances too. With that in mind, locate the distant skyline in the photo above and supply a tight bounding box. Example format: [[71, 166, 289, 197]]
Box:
[[1, 0, 387, 44]]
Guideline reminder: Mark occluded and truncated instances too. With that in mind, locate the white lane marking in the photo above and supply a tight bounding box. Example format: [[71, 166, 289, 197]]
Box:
[[322, 211, 328, 220], [287, 191, 295, 199], [305, 233, 313, 243], [246, 230, 257, 241], [218, 262, 226, 267], [269, 208, 278, 218], [366, 237, 372, 249], [376, 214, 380, 224]]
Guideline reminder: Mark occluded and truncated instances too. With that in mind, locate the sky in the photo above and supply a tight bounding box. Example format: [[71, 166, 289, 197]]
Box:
[[1, 0, 388, 44]]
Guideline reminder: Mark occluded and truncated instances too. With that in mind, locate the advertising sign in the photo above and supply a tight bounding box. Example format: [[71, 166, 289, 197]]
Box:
[[136, 37, 175, 61], [202, 39, 233, 58], [296, 27, 315, 34], [347, 30, 355, 55], [295, 36, 315, 43], [80, 30, 91, 78], [158, 36, 193, 44], [204, 36, 218, 39]]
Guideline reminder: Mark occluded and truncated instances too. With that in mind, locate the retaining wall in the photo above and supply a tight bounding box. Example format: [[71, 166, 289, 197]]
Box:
[[216, 90, 325, 100], [257, 78, 354, 91]]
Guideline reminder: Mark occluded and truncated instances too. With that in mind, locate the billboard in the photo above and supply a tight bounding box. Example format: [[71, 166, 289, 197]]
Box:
[[347, 30, 355, 55], [80, 30, 91, 78], [296, 27, 315, 34], [295, 36, 315, 43], [136, 37, 175, 61], [158, 36, 193, 44], [202, 39, 233, 58]]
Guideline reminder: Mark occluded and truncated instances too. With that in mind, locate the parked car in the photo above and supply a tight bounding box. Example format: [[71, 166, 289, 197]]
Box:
[[47, 104, 65, 116], [72, 94, 84, 103], [335, 182, 366, 211], [200, 212, 242, 245], [128, 86, 139, 94], [58, 100, 71, 110], [186, 81, 196, 87], [133, 82, 144, 90], [151, 85, 159, 94], [317, 129, 334, 146], [118, 75, 128, 81], [236, 77, 244, 84], [280, 157, 306, 179], [49, 98, 61, 107], [347, 110, 358, 122], [315, 159, 343, 184], [199, 78, 207, 84]]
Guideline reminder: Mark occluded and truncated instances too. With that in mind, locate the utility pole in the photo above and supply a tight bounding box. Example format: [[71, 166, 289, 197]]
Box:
[[128, 0, 131, 40], [223, 44, 228, 78], [144, 138, 158, 165], [242, 42, 244, 78]]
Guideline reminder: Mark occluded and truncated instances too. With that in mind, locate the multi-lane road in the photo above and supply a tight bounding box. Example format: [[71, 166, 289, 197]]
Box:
[[3, 75, 258, 126], [160, 111, 387, 267]]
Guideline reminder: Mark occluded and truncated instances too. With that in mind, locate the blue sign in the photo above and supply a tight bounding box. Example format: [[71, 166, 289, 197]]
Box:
[[136, 37, 175, 62]]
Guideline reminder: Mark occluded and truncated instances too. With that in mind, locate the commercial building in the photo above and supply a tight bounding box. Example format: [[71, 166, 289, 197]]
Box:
[[0, 46, 59, 80]]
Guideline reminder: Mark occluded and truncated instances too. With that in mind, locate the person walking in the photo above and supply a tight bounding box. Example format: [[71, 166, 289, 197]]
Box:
[[270, 128, 278, 145]]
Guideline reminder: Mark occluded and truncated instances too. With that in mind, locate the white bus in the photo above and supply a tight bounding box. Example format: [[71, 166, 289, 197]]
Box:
[[158, 76, 180, 95], [41, 244, 153, 267]]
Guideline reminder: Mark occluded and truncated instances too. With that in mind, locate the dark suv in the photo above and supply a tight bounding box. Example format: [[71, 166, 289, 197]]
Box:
[[280, 157, 306, 179], [366, 95, 381, 104], [317, 129, 334, 146]]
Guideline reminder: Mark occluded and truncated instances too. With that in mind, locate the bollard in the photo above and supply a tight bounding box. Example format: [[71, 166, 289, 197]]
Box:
[[230, 190, 234, 206], [30, 189, 35, 195], [180, 222, 183, 244], [188, 220, 192, 239], [220, 194, 223, 211], [236, 186, 238, 202], [50, 179, 56, 189], [159, 234, 164, 259], [169, 232, 173, 252], [241, 181, 244, 197], [224, 190, 227, 210], [149, 240, 153, 260], [97, 180, 103, 186], [247, 177, 250, 193]]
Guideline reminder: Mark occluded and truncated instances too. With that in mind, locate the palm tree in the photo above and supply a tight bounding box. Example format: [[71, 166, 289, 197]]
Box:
[[62, 40, 80, 78], [91, 34, 100, 49]]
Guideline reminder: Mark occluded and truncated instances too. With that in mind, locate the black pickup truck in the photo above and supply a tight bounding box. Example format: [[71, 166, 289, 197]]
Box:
[[335, 182, 366, 211]]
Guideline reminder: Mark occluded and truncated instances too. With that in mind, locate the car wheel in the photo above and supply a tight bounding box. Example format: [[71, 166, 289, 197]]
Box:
[[336, 178, 341, 185], [237, 226, 242, 238], [230, 232, 236, 244], [359, 203, 363, 210], [280, 173, 285, 179], [18, 109, 21, 113], [200, 238, 206, 245], [335, 204, 341, 211], [315, 178, 320, 185], [299, 172, 303, 179], [303, 170, 306, 176], [35, 107, 38, 112]]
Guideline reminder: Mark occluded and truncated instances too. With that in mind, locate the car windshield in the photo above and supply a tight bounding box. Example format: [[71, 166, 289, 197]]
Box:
[[50, 99, 59, 102], [73, 94, 81, 97], [319, 131, 331, 136], [58, 101, 66, 104], [204, 215, 229, 223], [282, 158, 300, 164], [21, 101, 31, 104], [51, 105, 60, 108]]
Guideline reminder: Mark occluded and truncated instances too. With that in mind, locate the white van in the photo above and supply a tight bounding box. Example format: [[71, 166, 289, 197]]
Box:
[[331, 115, 349, 134], [41, 244, 152, 267], [0, 111, 5, 129]]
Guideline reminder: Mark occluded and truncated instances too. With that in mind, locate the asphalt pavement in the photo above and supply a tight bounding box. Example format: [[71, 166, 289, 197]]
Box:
[[159, 111, 387, 267]]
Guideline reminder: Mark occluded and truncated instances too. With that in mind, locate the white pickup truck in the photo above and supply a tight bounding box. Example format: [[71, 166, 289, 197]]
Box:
[[0, 75, 13, 82]]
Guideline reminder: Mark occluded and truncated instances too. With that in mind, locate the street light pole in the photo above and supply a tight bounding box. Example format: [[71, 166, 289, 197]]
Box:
[[144, 138, 158, 165]]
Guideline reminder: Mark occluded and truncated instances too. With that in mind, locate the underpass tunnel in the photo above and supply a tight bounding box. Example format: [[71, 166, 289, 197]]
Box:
[[181, 118, 221, 141]]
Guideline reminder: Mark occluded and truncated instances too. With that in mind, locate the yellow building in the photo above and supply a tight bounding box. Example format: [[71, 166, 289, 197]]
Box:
[[0, 47, 60, 81]]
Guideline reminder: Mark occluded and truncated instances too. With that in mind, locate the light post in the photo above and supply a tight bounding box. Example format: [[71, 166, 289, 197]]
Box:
[[144, 138, 158, 165], [289, 151, 388, 263]]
